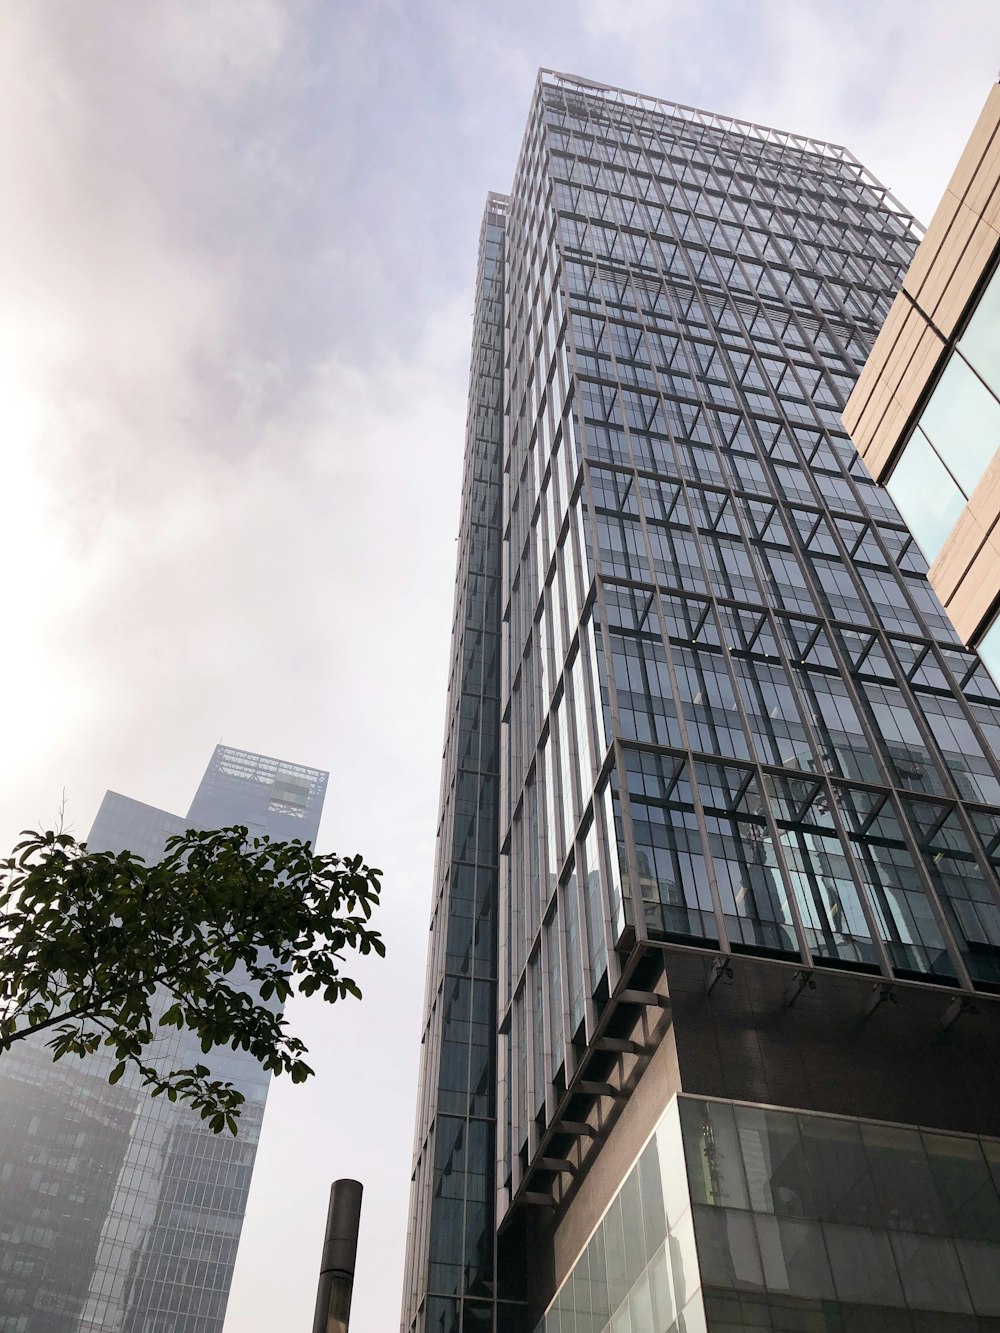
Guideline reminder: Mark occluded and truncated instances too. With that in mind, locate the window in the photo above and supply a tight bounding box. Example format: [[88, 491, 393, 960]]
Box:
[[920, 353, 1000, 497], [958, 259, 1000, 399]]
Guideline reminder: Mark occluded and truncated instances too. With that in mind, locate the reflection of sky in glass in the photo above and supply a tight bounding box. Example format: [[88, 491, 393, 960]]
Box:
[[920, 354, 1000, 496], [886, 426, 966, 561], [977, 615, 1000, 689], [959, 263, 1000, 399], [885, 257, 1000, 571]]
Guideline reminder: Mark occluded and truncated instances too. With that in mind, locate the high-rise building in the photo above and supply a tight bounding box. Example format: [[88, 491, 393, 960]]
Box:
[[0, 744, 327, 1333], [845, 82, 1000, 679], [403, 70, 1000, 1333]]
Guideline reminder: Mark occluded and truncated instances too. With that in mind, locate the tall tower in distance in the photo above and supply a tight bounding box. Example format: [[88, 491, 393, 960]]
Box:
[[403, 71, 1000, 1333], [0, 744, 327, 1333]]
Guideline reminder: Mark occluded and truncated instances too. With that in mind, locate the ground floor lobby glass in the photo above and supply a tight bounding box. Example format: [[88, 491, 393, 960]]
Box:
[[536, 1094, 1000, 1333]]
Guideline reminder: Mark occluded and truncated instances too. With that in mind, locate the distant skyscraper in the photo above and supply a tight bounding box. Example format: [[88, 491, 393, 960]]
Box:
[[402, 71, 1000, 1333], [0, 744, 327, 1333]]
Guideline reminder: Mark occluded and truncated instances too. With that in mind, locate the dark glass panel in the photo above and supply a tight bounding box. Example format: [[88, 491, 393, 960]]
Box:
[[798, 1113, 879, 1227], [861, 1122, 946, 1234], [692, 1204, 764, 1290], [889, 1232, 972, 1314], [824, 1222, 905, 1307], [754, 1214, 835, 1299]]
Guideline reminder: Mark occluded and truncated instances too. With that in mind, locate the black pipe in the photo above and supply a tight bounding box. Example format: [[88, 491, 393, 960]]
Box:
[[312, 1179, 362, 1333]]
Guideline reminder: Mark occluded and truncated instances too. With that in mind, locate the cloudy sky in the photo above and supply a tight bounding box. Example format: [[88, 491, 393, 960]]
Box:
[[1, 3, 998, 1330]]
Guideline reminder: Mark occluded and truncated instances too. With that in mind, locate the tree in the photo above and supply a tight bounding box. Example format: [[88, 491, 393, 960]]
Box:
[[0, 826, 383, 1134]]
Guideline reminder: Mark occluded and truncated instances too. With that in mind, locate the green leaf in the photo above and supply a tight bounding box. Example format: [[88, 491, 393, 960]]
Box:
[[0, 821, 383, 1124]]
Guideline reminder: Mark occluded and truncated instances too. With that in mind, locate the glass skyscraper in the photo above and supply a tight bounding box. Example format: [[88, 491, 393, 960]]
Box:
[[403, 71, 1000, 1333], [0, 745, 327, 1333]]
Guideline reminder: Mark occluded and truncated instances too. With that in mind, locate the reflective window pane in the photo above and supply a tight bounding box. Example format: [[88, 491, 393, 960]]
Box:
[[603, 1196, 629, 1312], [798, 1112, 879, 1227], [619, 1167, 647, 1288], [889, 1232, 972, 1314], [976, 612, 1000, 691], [668, 1210, 702, 1317], [678, 1098, 749, 1210], [734, 1106, 815, 1217], [886, 426, 966, 560], [626, 1268, 654, 1333], [920, 353, 1000, 497], [656, 1101, 693, 1231], [824, 1222, 905, 1306], [754, 1214, 835, 1299], [956, 1237, 1000, 1316], [861, 1121, 946, 1233], [609, 1301, 631, 1333], [586, 1228, 610, 1326], [958, 262, 1000, 399], [691, 1204, 764, 1290], [922, 1130, 1000, 1242], [646, 1242, 675, 1332], [637, 1139, 667, 1260]]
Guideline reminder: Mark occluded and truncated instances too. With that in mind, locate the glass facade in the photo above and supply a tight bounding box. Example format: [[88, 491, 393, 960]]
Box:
[[404, 69, 1000, 1333], [402, 195, 518, 1333], [535, 1099, 707, 1333], [886, 256, 1000, 563], [538, 1095, 1000, 1333], [499, 69, 1000, 1210], [0, 745, 327, 1333]]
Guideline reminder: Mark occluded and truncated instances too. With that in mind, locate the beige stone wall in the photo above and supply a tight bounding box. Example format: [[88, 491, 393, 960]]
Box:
[[929, 449, 1000, 641], [844, 83, 1000, 477], [843, 82, 1000, 643]]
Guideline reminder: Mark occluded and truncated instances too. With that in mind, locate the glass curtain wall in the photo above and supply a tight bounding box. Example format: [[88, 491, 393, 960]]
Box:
[[0, 747, 327, 1333], [401, 196, 517, 1333], [537, 1094, 1000, 1333], [498, 71, 1000, 1216], [403, 69, 1000, 1333]]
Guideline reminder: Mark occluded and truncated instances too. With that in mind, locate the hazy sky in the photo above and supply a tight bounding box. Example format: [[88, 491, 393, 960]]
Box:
[[1, 3, 998, 1331]]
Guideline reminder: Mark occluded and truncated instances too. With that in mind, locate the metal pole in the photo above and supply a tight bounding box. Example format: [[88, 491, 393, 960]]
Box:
[[311, 1178, 362, 1333]]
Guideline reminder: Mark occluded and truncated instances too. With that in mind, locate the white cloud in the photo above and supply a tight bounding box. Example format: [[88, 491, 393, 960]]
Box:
[[581, 0, 688, 44], [149, 0, 290, 94], [729, 0, 1000, 224]]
